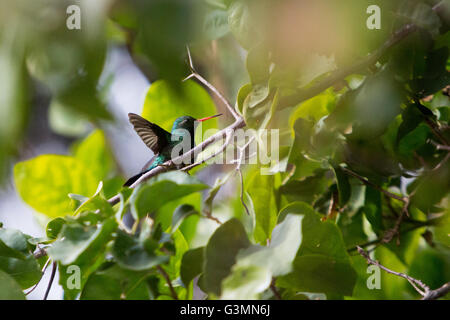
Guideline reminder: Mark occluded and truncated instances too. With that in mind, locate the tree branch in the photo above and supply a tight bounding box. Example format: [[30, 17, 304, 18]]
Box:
[[278, 1, 446, 109], [157, 266, 178, 300], [357, 246, 431, 297], [185, 45, 241, 120], [341, 167, 408, 204], [358, 245, 450, 300]]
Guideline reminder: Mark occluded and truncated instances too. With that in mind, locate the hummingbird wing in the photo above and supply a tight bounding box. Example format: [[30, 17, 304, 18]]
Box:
[[128, 113, 171, 154]]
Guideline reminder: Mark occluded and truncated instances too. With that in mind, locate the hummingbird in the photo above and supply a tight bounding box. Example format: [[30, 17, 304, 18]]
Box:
[[124, 112, 222, 186]]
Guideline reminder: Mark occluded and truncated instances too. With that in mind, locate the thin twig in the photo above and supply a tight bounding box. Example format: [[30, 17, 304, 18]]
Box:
[[182, 128, 234, 172], [357, 246, 430, 297], [24, 258, 51, 296], [341, 167, 408, 203], [429, 140, 450, 151], [185, 45, 241, 120], [156, 266, 178, 300], [43, 261, 57, 300], [270, 278, 282, 300]]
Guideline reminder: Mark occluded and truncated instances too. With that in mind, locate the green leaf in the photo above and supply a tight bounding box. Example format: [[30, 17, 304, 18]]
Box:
[[221, 265, 271, 300], [48, 218, 117, 266], [203, 171, 233, 217], [46, 217, 66, 240], [171, 204, 198, 233], [277, 254, 357, 296], [0, 229, 40, 289], [247, 172, 278, 244], [235, 214, 303, 277], [180, 247, 204, 287], [81, 263, 154, 300], [398, 2, 441, 37], [332, 166, 351, 207], [363, 186, 383, 234], [246, 44, 270, 84], [141, 80, 218, 144], [0, 229, 30, 260], [130, 171, 208, 220], [112, 230, 168, 271], [0, 238, 27, 260], [48, 99, 89, 137], [227, 1, 259, 49], [0, 28, 28, 183], [14, 155, 98, 218], [73, 130, 115, 182], [0, 269, 26, 300], [203, 9, 230, 40], [204, 218, 251, 296], [276, 202, 357, 296]]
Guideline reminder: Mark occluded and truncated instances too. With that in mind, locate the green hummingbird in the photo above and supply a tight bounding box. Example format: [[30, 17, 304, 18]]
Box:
[[124, 112, 222, 186]]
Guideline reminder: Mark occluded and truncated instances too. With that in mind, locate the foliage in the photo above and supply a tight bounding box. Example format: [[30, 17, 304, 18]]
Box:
[[0, 0, 449, 300]]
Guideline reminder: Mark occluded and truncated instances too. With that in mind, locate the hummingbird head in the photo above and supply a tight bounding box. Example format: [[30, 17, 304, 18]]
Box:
[[171, 114, 222, 132]]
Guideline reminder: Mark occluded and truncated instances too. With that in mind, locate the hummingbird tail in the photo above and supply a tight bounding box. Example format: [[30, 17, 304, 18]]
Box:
[[123, 171, 147, 187]]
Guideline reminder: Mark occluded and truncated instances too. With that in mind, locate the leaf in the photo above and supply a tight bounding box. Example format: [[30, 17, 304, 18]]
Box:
[[0, 269, 26, 300], [203, 171, 233, 216], [276, 202, 357, 296], [203, 9, 230, 40], [246, 172, 278, 244], [227, 1, 259, 49], [398, 1, 441, 37], [203, 218, 251, 296], [398, 123, 430, 158], [171, 204, 198, 233], [236, 83, 253, 114], [141, 80, 218, 144], [48, 218, 117, 266], [332, 166, 351, 207], [246, 44, 270, 84], [0, 28, 28, 183], [0, 229, 40, 289], [46, 217, 66, 240], [112, 230, 168, 271], [363, 186, 384, 234], [14, 155, 98, 218], [290, 90, 336, 125], [73, 130, 115, 182], [0, 229, 30, 260], [130, 171, 208, 220], [180, 247, 204, 287], [235, 214, 303, 276], [48, 99, 89, 137], [277, 254, 357, 296], [81, 263, 154, 300], [0, 239, 27, 260], [221, 265, 271, 300]]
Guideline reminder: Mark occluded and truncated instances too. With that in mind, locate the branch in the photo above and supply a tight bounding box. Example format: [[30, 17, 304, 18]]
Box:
[[341, 167, 408, 204], [357, 246, 431, 297], [182, 128, 234, 172], [278, 1, 446, 109], [185, 45, 241, 120], [422, 282, 450, 300], [43, 261, 57, 300], [157, 266, 178, 300], [270, 278, 282, 300]]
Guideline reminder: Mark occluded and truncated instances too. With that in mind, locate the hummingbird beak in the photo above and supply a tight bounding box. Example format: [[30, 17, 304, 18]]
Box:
[[196, 114, 222, 122]]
